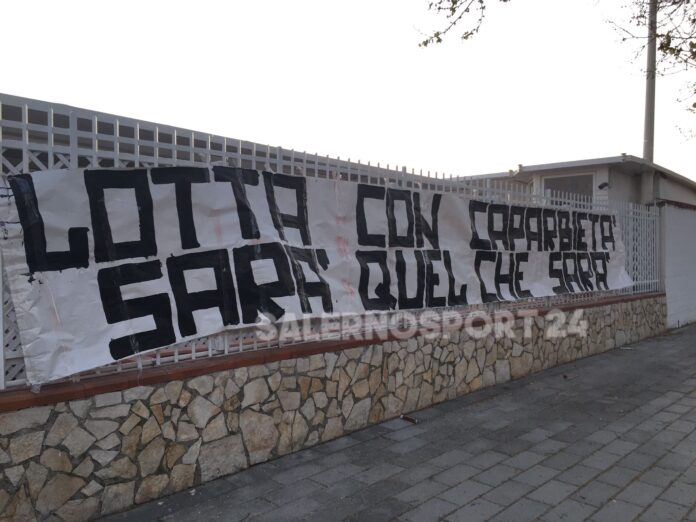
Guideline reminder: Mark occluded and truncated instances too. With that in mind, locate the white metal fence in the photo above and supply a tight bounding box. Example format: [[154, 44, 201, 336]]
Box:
[[0, 93, 662, 390]]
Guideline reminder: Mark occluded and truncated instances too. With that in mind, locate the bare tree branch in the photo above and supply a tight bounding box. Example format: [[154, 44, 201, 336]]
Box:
[[422, 0, 696, 111]]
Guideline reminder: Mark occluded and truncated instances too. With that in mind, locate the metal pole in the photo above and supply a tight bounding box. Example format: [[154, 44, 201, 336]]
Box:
[[643, 0, 658, 162]]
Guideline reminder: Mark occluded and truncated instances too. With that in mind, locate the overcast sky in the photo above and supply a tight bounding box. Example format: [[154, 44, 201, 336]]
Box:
[[4, 0, 694, 179]]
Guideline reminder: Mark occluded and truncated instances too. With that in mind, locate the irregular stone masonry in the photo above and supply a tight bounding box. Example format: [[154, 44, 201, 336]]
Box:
[[0, 296, 666, 520]]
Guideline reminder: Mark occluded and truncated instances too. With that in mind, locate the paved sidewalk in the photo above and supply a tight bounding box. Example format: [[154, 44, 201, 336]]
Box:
[[107, 324, 696, 522]]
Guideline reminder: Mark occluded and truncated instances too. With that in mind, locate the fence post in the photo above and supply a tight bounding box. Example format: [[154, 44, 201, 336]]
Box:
[[0, 253, 5, 391]]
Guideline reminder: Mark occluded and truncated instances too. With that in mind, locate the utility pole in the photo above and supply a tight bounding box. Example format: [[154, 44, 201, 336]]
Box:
[[643, 0, 658, 162]]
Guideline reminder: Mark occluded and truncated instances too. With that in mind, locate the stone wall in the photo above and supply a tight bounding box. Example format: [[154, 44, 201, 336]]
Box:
[[0, 295, 665, 520]]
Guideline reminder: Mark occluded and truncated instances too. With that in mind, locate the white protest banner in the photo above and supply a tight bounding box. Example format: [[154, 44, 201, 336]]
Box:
[[1, 167, 631, 384]]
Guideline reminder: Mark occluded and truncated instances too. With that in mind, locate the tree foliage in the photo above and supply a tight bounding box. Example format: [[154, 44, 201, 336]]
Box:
[[422, 0, 696, 111]]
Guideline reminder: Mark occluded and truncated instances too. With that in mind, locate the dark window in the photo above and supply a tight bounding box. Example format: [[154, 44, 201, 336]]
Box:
[[97, 121, 114, 135], [543, 175, 593, 199], [53, 113, 69, 128], [1, 105, 22, 122], [28, 109, 48, 125]]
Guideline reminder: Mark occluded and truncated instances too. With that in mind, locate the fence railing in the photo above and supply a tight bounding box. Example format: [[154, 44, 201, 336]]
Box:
[[0, 93, 662, 391]]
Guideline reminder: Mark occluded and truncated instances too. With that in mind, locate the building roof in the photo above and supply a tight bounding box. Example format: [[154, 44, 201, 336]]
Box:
[[474, 154, 696, 192]]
